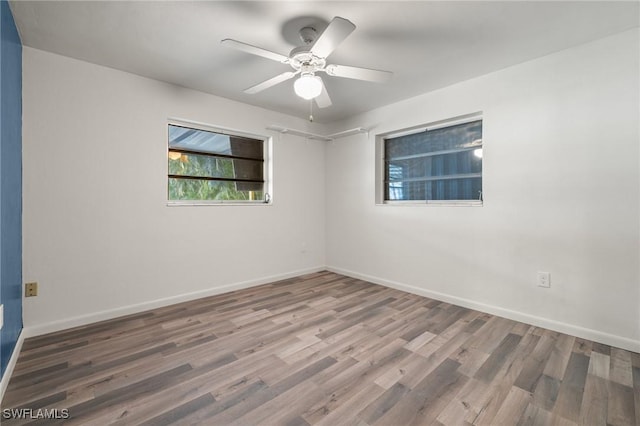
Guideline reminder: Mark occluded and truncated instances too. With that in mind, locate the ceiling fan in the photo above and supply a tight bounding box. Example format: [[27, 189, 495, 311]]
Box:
[[221, 16, 393, 108]]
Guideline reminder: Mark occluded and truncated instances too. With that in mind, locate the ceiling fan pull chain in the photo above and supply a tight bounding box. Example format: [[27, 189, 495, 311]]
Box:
[[309, 100, 314, 122]]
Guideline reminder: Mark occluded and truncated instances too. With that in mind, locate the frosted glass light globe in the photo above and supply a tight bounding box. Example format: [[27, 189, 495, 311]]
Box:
[[294, 74, 323, 100]]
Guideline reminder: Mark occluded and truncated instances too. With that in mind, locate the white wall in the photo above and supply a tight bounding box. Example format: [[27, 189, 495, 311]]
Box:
[[325, 29, 640, 352], [22, 47, 326, 334]]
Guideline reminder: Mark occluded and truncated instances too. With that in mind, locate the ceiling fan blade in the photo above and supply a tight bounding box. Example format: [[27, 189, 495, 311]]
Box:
[[315, 79, 332, 108], [221, 39, 289, 63], [310, 17, 356, 58], [325, 64, 393, 83], [244, 71, 297, 94]]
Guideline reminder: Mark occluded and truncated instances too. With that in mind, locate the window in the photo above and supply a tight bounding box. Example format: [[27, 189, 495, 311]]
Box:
[[383, 117, 483, 204], [168, 122, 269, 203]]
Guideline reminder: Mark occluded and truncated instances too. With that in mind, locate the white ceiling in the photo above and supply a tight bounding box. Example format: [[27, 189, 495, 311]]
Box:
[[9, 1, 639, 124]]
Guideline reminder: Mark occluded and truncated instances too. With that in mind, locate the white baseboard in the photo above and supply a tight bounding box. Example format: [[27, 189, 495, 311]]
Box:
[[327, 266, 640, 353], [23, 266, 325, 338], [0, 330, 25, 404]]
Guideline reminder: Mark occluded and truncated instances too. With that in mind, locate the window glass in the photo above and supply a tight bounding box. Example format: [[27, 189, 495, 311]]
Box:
[[384, 120, 482, 202], [168, 124, 266, 202]]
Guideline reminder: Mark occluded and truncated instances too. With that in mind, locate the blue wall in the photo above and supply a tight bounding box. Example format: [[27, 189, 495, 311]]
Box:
[[0, 0, 22, 379]]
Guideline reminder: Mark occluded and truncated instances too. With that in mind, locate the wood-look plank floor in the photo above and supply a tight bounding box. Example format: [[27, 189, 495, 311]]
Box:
[[2, 271, 638, 425]]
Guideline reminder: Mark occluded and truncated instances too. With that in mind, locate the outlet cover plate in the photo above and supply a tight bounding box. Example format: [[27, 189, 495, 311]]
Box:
[[25, 282, 38, 297], [537, 271, 551, 288]]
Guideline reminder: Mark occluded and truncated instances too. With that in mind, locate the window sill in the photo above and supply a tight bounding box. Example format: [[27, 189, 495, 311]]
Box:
[[167, 201, 272, 207], [377, 200, 483, 207]]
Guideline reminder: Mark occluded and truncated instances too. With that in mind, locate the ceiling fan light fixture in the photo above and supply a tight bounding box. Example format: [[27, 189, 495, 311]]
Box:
[[294, 74, 323, 100]]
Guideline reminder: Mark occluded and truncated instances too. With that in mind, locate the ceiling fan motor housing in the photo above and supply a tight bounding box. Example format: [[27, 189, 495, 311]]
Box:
[[289, 46, 326, 73]]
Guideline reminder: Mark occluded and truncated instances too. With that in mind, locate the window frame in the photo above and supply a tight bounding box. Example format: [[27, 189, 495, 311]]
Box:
[[166, 118, 272, 206], [375, 112, 483, 207]]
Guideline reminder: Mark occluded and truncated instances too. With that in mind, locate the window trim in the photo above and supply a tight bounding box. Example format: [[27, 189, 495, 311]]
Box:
[[166, 118, 272, 206], [375, 112, 483, 206]]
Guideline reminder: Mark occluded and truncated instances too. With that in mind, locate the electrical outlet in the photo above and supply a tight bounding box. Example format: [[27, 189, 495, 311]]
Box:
[[537, 272, 551, 288], [25, 282, 38, 297]]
